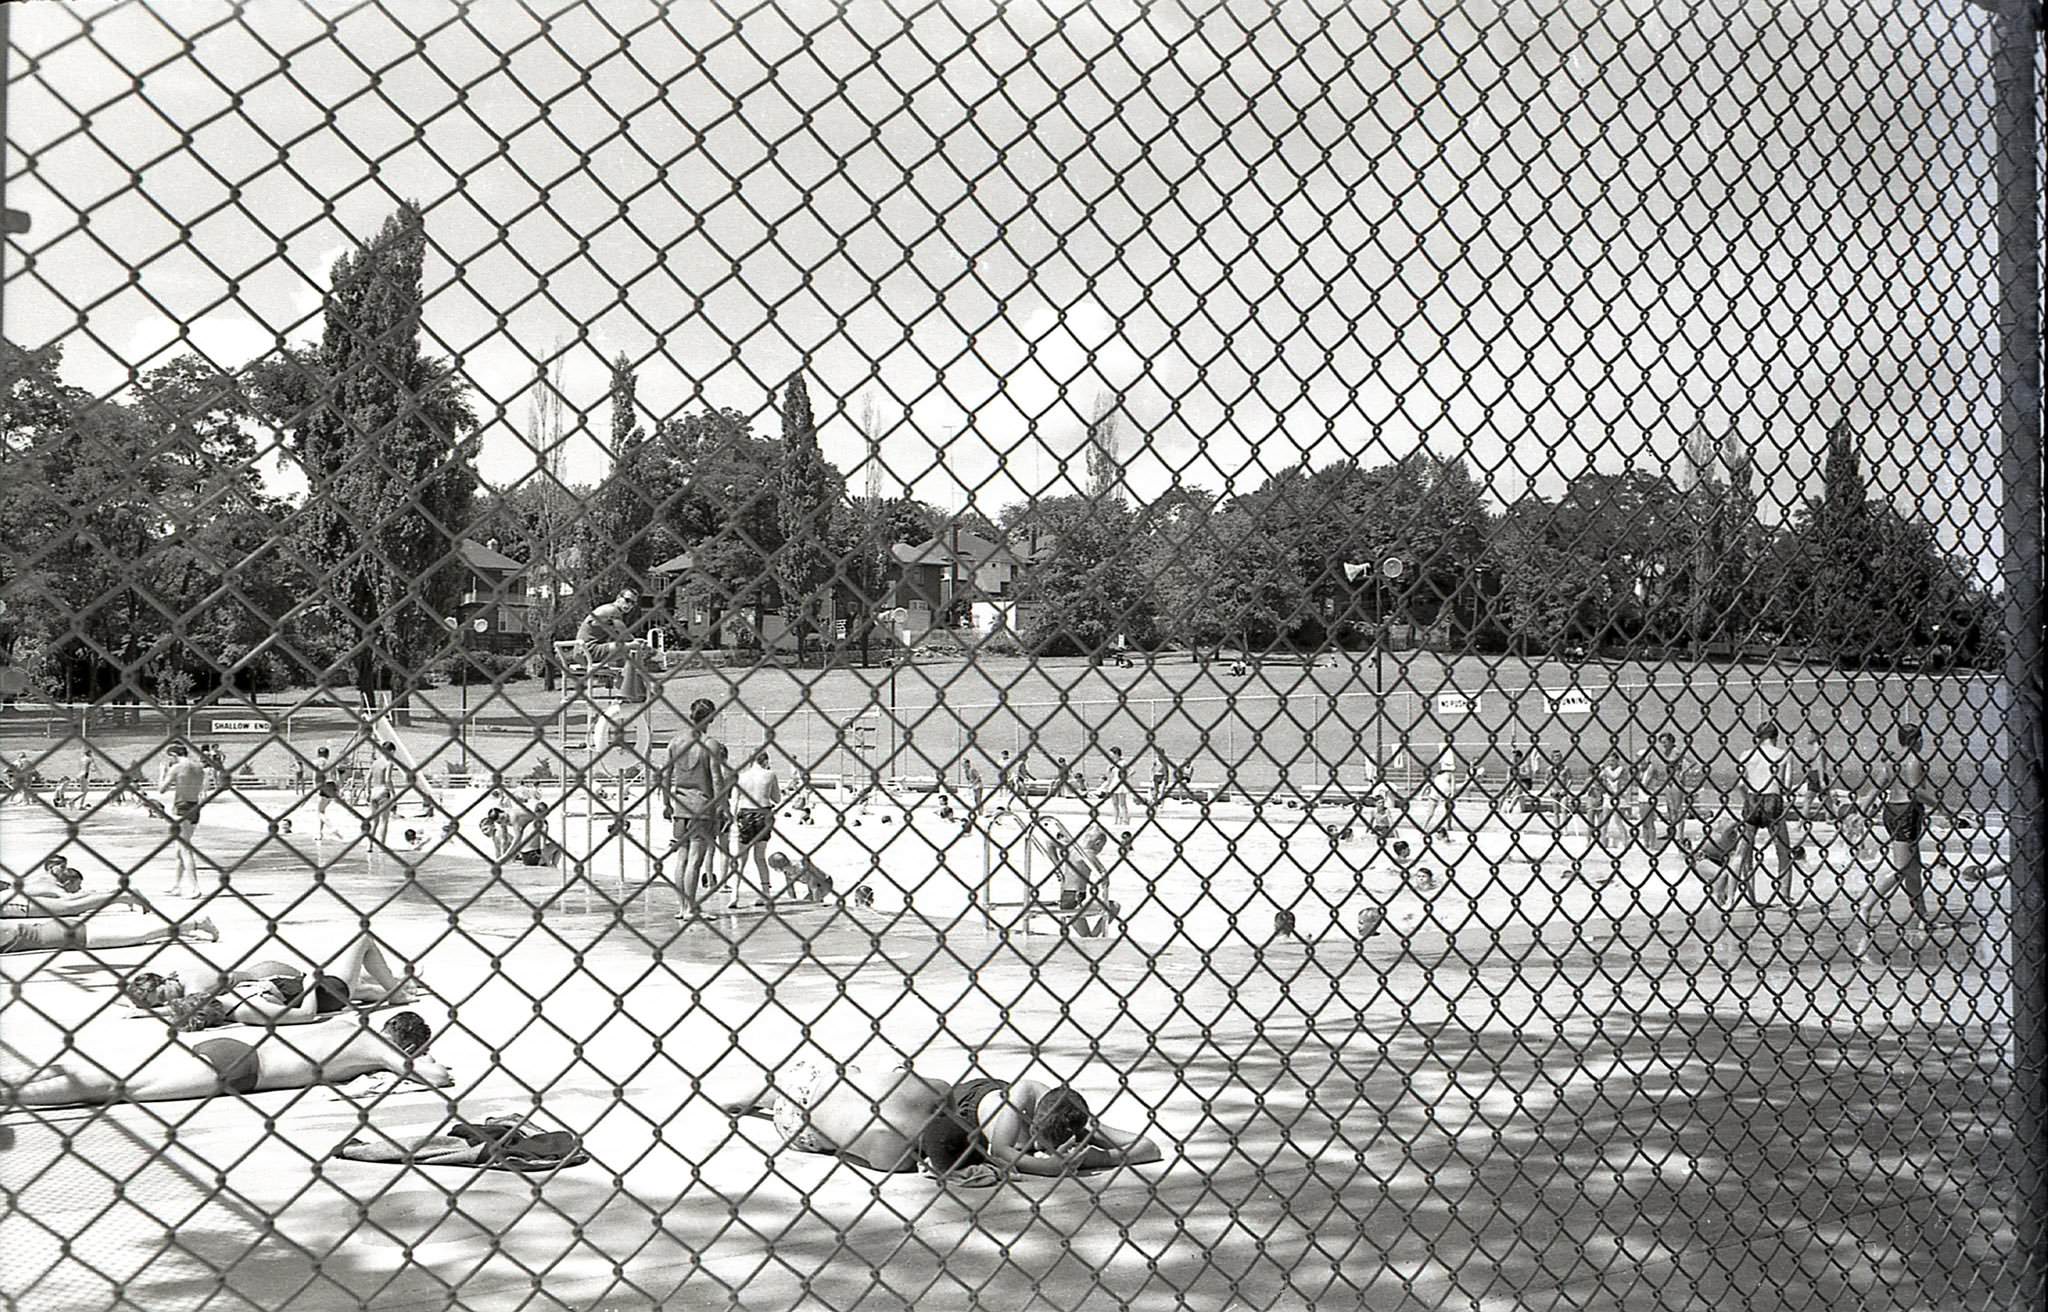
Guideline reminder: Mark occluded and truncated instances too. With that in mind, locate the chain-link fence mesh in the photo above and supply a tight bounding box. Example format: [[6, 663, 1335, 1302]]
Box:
[[1, 1, 2043, 1309]]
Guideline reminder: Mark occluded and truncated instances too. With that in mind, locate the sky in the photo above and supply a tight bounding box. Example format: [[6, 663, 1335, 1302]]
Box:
[[1, 0, 2024, 573]]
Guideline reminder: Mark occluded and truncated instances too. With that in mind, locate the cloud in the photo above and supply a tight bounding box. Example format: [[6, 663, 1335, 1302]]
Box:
[[6, 0, 2009, 564]]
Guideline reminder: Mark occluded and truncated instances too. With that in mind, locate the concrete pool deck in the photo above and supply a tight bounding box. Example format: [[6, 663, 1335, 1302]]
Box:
[[0, 793, 2030, 1311]]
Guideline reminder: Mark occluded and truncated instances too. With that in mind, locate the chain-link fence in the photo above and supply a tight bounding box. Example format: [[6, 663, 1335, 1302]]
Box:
[[1, 2, 2043, 1309]]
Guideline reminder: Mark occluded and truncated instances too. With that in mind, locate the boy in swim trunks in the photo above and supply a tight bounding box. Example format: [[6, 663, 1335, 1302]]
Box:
[[919, 1073, 1163, 1182], [1723, 722, 1798, 910], [366, 741, 403, 857], [722, 1057, 952, 1173], [1846, 723, 1940, 955], [730, 749, 782, 904], [157, 743, 208, 898], [661, 698, 731, 919], [766, 851, 832, 903], [310, 747, 342, 838]]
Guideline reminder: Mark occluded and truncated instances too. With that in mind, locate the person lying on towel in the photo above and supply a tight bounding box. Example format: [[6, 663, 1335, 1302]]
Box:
[[6, 1012, 450, 1106]]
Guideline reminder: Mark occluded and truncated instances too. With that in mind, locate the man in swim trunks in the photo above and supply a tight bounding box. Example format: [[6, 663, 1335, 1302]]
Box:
[[1846, 723, 1940, 955], [2, 910, 216, 955], [309, 746, 342, 839], [157, 743, 208, 898], [919, 1072, 1163, 1182], [9, 1011, 449, 1106], [365, 740, 404, 859], [661, 697, 731, 919], [722, 1057, 952, 1173], [576, 587, 640, 668], [1723, 722, 1798, 910]]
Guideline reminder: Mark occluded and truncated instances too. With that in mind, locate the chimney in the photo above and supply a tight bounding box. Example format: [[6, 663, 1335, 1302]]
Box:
[[486, 538, 499, 552]]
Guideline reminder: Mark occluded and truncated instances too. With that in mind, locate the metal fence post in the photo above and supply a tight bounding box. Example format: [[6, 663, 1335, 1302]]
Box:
[[1992, 1, 2047, 1300]]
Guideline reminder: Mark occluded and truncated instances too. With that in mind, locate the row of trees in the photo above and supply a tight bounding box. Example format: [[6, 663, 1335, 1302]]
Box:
[[2, 204, 479, 701], [0, 200, 2001, 704], [1000, 438, 1995, 669]]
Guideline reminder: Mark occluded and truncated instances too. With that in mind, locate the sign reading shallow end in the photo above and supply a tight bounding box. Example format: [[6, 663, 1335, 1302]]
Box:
[[209, 718, 273, 735]]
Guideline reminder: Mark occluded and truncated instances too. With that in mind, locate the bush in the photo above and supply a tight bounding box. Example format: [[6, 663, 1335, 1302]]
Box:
[[972, 630, 1024, 658], [433, 651, 531, 687]]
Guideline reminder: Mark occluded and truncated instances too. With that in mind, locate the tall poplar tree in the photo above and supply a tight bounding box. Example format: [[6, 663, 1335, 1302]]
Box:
[[775, 373, 836, 661], [250, 203, 478, 701]]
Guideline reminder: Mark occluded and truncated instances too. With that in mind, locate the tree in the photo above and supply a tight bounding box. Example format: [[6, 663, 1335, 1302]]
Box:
[[1775, 419, 1998, 666], [1479, 472, 1689, 656], [775, 373, 837, 662], [246, 203, 480, 700], [833, 491, 940, 661], [1, 344, 308, 699], [1017, 500, 1155, 656], [645, 406, 785, 645], [1678, 427, 1759, 655], [579, 353, 660, 594], [1085, 391, 1122, 503], [1482, 499, 1585, 654]]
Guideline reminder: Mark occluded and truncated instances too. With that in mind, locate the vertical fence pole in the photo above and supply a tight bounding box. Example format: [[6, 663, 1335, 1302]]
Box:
[[1992, 1, 2046, 1301]]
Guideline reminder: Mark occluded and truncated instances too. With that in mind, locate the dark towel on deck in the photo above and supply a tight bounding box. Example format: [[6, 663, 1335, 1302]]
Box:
[[335, 1115, 589, 1172]]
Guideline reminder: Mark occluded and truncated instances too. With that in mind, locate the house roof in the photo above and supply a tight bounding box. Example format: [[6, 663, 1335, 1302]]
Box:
[[901, 529, 1025, 568], [891, 541, 953, 567], [652, 551, 698, 574], [458, 538, 526, 573]]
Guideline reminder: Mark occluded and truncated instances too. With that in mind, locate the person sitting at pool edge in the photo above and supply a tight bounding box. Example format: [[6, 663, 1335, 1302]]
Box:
[[921, 1073, 1163, 1182], [766, 851, 832, 904]]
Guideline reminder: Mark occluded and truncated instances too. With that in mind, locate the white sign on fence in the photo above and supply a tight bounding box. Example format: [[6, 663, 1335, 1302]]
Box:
[[1433, 692, 1477, 716], [209, 718, 272, 735], [1549, 690, 1594, 716]]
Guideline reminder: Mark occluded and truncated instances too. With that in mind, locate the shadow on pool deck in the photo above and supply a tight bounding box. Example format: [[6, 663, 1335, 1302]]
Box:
[[31, 1006, 2014, 1312], [1, 810, 2031, 1311]]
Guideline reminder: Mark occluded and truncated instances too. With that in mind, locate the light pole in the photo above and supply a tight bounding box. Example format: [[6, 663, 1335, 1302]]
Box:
[[1376, 557, 1406, 790], [444, 616, 483, 772], [1959, 6, 2040, 1291]]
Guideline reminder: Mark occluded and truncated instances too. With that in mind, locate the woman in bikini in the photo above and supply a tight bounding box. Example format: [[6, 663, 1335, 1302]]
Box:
[[121, 933, 421, 1026]]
